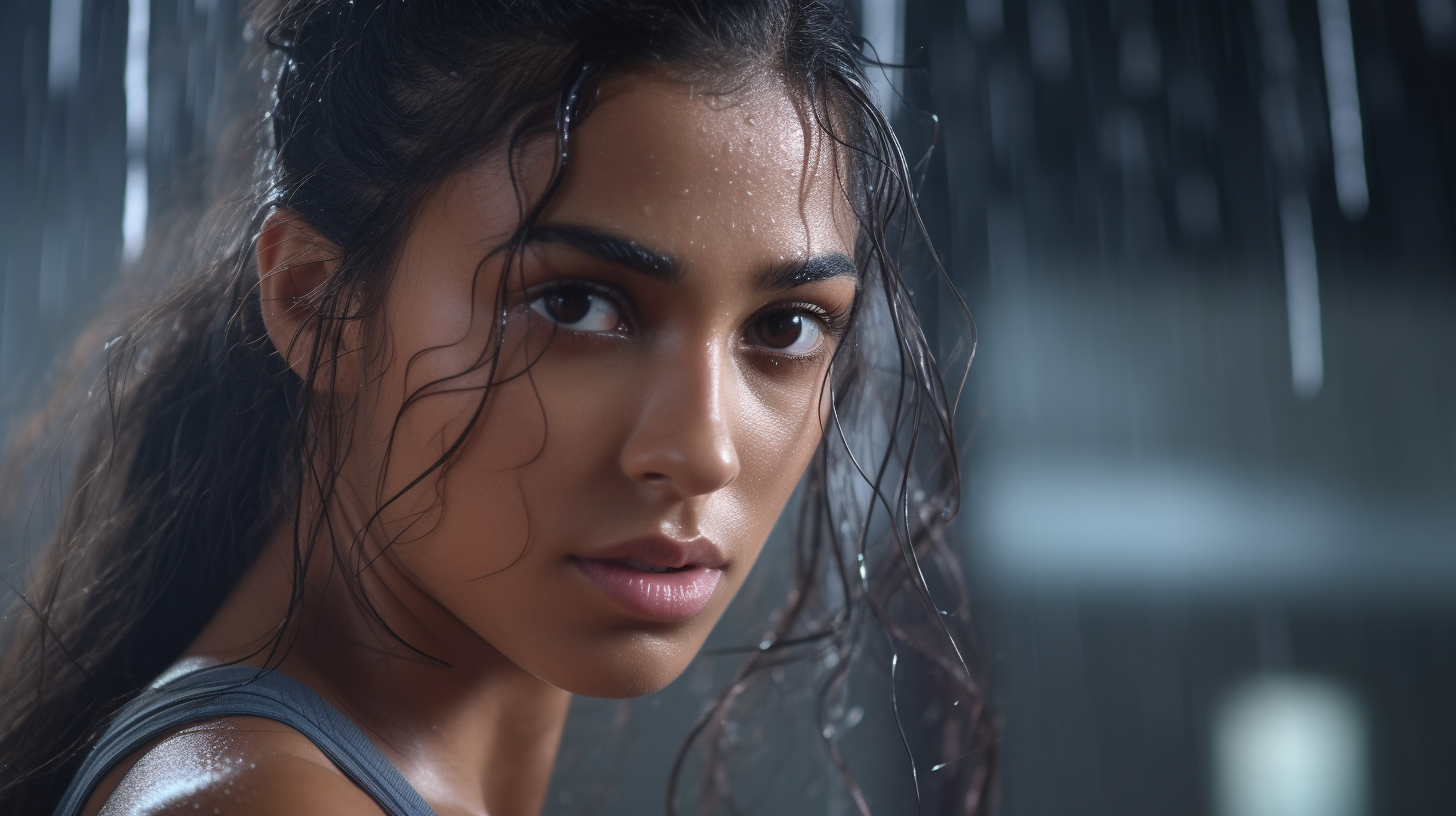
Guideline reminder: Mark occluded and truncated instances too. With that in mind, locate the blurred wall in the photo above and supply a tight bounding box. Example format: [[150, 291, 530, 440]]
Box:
[[895, 0, 1456, 814]]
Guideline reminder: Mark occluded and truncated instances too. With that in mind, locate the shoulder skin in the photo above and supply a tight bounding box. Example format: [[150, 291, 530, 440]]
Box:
[[83, 716, 387, 816]]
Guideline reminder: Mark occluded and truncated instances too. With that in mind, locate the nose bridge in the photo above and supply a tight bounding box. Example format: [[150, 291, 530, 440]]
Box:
[[621, 338, 740, 497]]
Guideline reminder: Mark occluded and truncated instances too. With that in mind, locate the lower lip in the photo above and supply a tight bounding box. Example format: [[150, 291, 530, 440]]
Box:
[[574, 559, 723, 622]]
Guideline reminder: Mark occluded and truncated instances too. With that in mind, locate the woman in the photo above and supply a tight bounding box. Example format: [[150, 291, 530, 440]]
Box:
[[0, 1, 991, 814]]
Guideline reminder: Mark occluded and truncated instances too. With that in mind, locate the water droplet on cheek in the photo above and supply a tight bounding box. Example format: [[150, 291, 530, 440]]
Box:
[[642, 203, 656, 216]]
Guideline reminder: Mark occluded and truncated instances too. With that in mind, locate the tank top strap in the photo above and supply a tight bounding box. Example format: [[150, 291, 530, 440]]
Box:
[[51, 663, 438, 816]]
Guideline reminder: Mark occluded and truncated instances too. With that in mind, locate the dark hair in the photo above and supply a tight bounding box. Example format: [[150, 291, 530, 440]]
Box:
[[0, 1, 993, 813]]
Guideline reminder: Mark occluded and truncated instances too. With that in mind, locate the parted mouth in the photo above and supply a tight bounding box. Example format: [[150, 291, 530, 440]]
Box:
[[580, 534, 727, 572]]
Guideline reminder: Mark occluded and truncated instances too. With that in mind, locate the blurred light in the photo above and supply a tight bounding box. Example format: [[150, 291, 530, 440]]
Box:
[[48, 0, 84, 95], [1175, 173, 1223, 241], [965, 0, 1003, 37], [123, 164, 149, 263], [1214, 675, 1366, 816], [1028, 1, 1071, 80], [1316, 0, 1369, 220], [1417, 0, 1456, 51], [1119, 26, 1162, 96], [976, 460, 1456, 592], [123, 0, 150, 262], [861, 0, 905, 116], [1280, 195, 1323, 400], [1100, 109, 1148, 172]]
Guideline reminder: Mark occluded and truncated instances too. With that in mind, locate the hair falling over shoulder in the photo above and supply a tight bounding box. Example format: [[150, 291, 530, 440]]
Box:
[[0, 1, 995, 813]]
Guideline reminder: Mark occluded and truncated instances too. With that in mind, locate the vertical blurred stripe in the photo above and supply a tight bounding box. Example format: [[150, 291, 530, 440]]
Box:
[[1280, 196, 1323, 400], [1316, 0, 1370, 220], [122, 0, 149, 262], [861, 0, 905, 115], [47, 0, 83, 96]]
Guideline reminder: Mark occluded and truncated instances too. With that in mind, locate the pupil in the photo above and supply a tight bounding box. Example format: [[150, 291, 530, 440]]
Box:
[[761, 313, 803, 349], [547, 291, 591, 324]]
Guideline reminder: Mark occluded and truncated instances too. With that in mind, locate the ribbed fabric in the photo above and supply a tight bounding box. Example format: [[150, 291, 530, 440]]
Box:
[[51, 664, 437, 816]]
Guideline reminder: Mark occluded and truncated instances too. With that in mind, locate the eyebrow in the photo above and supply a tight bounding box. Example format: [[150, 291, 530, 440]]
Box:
[[525, 222, 859, 290], [526, 224, 679, 280], [757, 253, 859, 291]]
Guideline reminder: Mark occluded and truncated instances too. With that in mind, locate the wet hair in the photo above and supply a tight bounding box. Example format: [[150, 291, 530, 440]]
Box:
[[0, 1, 993, 813]]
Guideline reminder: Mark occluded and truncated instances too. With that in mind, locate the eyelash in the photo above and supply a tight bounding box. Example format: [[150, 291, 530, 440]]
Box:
[[523, 279, 851, 357]]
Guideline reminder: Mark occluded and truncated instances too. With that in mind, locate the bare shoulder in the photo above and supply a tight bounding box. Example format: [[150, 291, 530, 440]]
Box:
[[83, 716, 386, 816]]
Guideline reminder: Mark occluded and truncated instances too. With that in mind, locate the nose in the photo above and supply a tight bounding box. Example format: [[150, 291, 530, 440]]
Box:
[[619, 341, 740, 498]]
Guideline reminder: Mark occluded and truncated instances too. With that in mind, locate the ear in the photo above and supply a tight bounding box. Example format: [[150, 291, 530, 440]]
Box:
[[256, 209, 347, 389]]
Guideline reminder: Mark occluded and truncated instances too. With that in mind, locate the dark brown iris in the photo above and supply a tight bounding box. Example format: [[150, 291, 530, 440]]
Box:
[[757, 312, 804, 349], [545, 290, 592, 324]]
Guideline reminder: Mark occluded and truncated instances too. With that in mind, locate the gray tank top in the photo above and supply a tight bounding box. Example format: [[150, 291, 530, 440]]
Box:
[[51, 663, 437, 816]]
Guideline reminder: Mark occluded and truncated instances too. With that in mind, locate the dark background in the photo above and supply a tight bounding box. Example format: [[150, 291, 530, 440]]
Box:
[[2, 0, 1454, 814]]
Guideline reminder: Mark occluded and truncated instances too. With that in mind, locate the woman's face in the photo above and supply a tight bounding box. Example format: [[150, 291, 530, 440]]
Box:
[[341, 69, 857, 697]]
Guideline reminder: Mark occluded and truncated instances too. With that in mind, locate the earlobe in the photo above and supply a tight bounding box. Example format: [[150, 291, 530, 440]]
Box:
[[256, 208, 345, 388]]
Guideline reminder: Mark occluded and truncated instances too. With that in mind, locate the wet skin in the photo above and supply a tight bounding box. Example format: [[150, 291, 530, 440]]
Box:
[[82, 68, 858, 816]]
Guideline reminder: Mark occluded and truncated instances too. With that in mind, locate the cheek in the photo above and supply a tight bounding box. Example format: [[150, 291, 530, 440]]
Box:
[[408, 378, 550, 581], [362, 326, 550, 578], [727, 372, 828, 541]]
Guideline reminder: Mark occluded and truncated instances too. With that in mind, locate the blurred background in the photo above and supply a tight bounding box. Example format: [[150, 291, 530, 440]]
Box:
[[2, 0, 1454, 814]]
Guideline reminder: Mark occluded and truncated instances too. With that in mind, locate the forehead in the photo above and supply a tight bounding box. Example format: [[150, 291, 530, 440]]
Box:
[[538, 68, 855, 263]]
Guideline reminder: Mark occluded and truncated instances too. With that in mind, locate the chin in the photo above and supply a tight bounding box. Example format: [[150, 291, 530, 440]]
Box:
[[527, 630, 705, 699]]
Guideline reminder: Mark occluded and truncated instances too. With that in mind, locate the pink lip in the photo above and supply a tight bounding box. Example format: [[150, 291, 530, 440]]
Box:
[[574, 535, 726, 622]]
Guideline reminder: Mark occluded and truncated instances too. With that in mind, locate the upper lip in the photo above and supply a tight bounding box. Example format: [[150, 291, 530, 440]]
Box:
[[581, 534, 727, 570]]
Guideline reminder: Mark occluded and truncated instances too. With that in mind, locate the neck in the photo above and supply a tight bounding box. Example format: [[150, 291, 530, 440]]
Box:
[[185, 520, 572, 816]]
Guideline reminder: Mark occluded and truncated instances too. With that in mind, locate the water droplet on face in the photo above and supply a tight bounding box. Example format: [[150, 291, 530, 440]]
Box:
[[642, 204, 655, 216], [680, 188, 690, 196]]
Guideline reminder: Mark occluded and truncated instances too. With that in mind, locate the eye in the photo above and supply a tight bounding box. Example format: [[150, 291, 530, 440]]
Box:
[[529, 286, 622, 333], [750, 309, 824, 356]]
